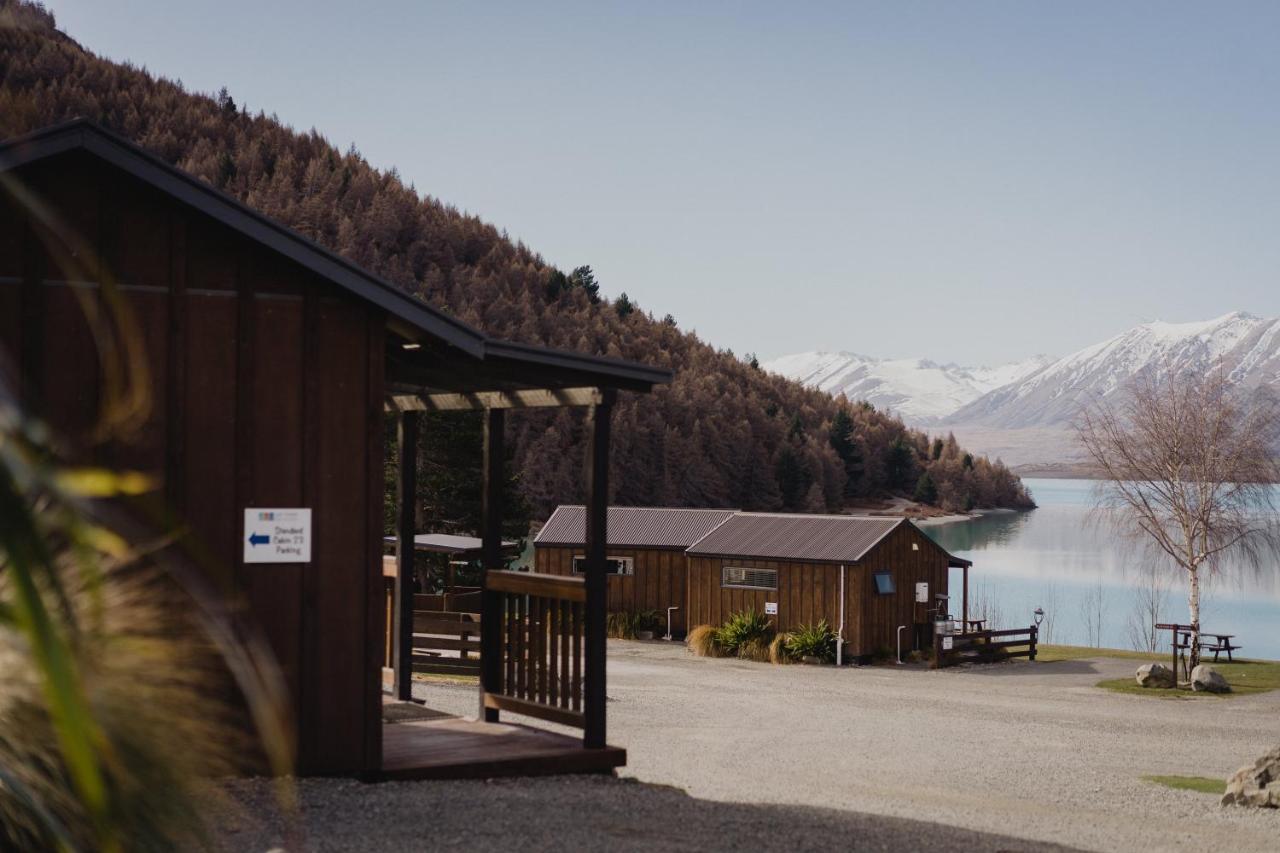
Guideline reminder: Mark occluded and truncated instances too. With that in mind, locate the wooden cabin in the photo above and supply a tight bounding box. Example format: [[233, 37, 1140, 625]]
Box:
[[533, 506, 739, 636], [0, 120, 671, 778], [535, 506, 971, 659], [686, 513, 970, 660]]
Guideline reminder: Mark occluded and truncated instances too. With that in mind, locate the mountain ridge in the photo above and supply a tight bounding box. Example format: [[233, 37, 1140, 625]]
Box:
[[762, 351, 1054, 422]]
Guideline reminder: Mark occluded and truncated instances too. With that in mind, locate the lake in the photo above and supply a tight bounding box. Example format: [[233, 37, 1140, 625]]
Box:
[[924, 478, 1280, 660]]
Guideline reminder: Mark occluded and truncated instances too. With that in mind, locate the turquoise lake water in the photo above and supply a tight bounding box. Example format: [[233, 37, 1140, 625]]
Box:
[[923, 478, 1280, 659]]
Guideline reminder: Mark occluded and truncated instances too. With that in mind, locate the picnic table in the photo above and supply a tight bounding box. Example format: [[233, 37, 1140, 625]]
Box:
[[1155, 623, 1242, 680]]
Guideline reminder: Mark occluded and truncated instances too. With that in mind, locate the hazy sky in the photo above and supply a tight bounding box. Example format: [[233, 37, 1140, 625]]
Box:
[[49, 1, 1280, 365]]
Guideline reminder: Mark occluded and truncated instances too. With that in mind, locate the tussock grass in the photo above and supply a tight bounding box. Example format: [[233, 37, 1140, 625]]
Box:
[[738, 637, 772, 663], [686, 625, 721, 658], [769, 634, 793, 665]]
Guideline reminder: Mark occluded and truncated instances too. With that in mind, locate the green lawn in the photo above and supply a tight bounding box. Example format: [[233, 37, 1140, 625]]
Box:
[[1036, 644, 1163, 663], [1034, 644, 1280, 698], [1142, 775, 1224, 795]]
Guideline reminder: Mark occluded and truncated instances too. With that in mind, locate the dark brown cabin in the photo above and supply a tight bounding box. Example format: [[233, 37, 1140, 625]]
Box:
[[533, 506, 739, 636], [686, 513, 970, 660], [534, 505, 971, 660], [0, 120, 671, 778]]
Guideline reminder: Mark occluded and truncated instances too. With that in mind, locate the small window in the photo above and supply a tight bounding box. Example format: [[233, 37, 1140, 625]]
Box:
[[572, 556, 634, 576], [873, 571, 895, 595], [722, 566, 778, 590]]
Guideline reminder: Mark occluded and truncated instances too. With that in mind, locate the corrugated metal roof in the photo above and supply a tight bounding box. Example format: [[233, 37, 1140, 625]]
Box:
[[686, 513, 904, 563], [534, 506, 738, 549]]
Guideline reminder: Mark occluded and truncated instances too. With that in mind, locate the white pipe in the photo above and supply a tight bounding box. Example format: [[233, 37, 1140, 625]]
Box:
[[664, 606, 680, 641], [836, 564, 846, 666], [897, 625, 908, 665]]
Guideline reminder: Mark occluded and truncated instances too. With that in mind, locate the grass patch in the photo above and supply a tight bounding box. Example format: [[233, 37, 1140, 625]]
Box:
[[1142, 775, 1224, 795], [1036, 644, 1163, 663], [1032, 645, 1280, 698], [1097, 658, 1280, 698]]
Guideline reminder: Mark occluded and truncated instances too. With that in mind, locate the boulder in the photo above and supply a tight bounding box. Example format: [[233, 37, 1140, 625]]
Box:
[[1222, 745, 1280, 808], [1135, 663, 1176, 688], [1191, 664, 1230, 693]]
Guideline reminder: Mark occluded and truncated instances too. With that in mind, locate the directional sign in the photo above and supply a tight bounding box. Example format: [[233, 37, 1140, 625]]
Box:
[[243, 508, 312, 563]]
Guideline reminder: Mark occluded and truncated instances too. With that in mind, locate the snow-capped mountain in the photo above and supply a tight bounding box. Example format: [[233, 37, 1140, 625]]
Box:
[[762, 351, 1053, 423], [950, 311, 1280, 428]]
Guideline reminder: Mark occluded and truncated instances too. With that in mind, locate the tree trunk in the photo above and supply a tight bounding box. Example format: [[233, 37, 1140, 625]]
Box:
[[1187, 566, 1201, 672]]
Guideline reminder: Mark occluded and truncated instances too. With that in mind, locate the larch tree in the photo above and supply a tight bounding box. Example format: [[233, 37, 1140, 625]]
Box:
[[1075, 370, 1280, 671]]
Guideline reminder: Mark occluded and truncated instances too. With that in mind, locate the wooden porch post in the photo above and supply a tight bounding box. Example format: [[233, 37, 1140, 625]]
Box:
[[480, 407, 505, 723], [583, 389, 614, 750], [393, 411, 420, 702], [962, 564, 969, 626]]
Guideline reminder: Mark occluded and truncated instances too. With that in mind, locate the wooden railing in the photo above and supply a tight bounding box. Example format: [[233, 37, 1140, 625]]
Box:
[[383, 602, 481, 678], [933, 625, 1038, 669], [481, 570, 587, 728]]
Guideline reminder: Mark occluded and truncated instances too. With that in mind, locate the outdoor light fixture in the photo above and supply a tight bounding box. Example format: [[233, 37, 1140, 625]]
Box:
[[402, 342, 422, 350], [1033, 607, 1045, 627]]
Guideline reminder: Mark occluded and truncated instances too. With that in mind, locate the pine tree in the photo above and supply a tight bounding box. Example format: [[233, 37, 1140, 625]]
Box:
[[913, 472, 938, 505], [568, 265, 600, 303], [828, 408, 862, 499], [614, 292, 634, 318]]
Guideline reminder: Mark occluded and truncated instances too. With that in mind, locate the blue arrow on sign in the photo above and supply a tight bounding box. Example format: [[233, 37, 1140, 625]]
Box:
[[248, 532, 271, 547]]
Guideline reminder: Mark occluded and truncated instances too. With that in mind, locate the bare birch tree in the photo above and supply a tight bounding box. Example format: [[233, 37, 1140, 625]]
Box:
[[1076, 370, 1280, 670]]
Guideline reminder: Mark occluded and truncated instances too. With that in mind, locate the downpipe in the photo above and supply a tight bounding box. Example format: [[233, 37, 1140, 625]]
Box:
[[836, 564, 846, 666], [897, 625, 908, 665]]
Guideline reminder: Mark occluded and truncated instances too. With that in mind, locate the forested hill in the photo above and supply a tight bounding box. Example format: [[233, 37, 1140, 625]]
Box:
[[0, 1, 1033, 518]]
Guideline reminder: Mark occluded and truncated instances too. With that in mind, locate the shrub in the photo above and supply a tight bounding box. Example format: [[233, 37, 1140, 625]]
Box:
[[769, 633, 794, 664], [607, 611, 638, 639], [608, 609, 667, 639], [686, 624, 721, 657], [636, 609, 663, 634], [786, 620, 837, 664], [715, 609, 775, 658]]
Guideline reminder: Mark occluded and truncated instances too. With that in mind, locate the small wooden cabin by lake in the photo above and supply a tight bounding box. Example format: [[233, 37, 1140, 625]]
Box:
[[686, 512, 970, 660], [534, 506, 739, 636], [535, 506, 971, 660], [0, 120, 671, 779]]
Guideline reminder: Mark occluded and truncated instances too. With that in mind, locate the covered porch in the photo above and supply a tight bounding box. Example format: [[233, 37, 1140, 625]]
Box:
[[378, 328, 669, 779]]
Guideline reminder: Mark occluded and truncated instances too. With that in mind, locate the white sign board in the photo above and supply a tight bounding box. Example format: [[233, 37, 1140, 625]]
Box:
[[942, 636, 954, 651], [244, 508, 312, 563], [764, 601, 778, 615], [915, 582, 929, 604]]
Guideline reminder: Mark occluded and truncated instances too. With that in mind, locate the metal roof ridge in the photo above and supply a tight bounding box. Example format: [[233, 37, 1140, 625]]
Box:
[[728, 511, 904, 521]]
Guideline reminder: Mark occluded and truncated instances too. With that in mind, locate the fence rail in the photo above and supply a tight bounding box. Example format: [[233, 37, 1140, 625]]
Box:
[[933, 625, 1038, 669], [482, 570, 588, 729], [382, 604, 482, 677]]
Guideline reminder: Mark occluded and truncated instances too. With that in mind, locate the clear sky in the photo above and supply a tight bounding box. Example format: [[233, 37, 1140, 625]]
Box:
[[47, 1, 1280, 365]]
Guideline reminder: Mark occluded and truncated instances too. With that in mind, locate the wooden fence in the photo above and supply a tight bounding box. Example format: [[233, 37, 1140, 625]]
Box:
[[933, 625, 1038, 668], [382, 592, 482, 677], [481, 570, 587, 729]]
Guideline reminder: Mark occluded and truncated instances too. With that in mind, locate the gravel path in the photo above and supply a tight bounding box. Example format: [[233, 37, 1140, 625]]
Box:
[[216, 774, 1080, 852], [409, 642, 1280, 853]]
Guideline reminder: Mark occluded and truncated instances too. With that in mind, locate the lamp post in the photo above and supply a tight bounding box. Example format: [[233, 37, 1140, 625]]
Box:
[[1033, 607, 1045, 627]]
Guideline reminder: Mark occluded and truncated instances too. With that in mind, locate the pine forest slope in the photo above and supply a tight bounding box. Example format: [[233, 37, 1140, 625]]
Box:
[[0, 1, 1032, 517]]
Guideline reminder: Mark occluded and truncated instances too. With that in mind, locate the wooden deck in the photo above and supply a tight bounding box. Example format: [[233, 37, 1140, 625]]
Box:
[[379, 698, 626, 780]]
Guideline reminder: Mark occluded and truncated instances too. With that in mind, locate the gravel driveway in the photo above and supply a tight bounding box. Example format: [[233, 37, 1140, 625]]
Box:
[[412, 641, 1280, 852]]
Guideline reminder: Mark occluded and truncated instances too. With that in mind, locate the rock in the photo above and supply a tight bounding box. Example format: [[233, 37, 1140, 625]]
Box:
[[1135, 663, 1176, 688], [1191, 664, 1230, 693], [1222, 744, 1280, 808]]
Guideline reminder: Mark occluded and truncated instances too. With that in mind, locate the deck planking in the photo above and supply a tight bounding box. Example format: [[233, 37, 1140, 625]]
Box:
[[379, 700, 625, 781]]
